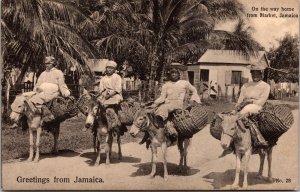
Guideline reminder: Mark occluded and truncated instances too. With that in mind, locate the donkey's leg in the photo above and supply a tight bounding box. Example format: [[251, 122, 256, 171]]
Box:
[[52, 124, 60, 154], [242, 150, 251, 189], [257, 149, 265, 178], [94, 132, 102, 166], [149, 146, 158, 178], [161, 142, 168, 181], [267, 147, 273, 183], [177, 138, 184, 166], [117, 132, 122, 160], [231, 153, 241, 189], [183, 139, 190, 167], [34, 127, 42, 163], [105, 133, 113, 166], [27, 129, 34, 162]]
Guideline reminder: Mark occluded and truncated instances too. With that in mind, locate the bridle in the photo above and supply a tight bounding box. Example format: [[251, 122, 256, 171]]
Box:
[[133, 115, 150, 132]]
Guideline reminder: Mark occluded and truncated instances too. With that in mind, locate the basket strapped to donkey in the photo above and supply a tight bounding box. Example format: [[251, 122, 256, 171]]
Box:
[[210, 103, 294, 145], [46, 96, 79, 122], [171, 104, 208, 138]]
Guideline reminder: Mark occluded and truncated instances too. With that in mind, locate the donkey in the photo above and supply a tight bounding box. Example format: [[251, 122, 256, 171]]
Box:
[[129, 109, 190, 181], [219, 113, 273, 189], [9, 95, 60, 162], [84, 99, 124, 166]]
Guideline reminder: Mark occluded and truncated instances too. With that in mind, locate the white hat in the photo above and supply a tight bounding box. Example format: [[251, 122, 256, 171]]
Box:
[[44, 56, 56, 64], [106, 60, 117, 68], [167, 62, 188, 71]]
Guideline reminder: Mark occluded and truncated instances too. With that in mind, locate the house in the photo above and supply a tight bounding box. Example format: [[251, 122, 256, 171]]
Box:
[[183, 49, 269, 99]]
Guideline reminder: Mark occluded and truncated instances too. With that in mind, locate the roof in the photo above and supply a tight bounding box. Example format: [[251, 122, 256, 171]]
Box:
[[197, 49, 269, 68], [87, 59, 109, 72]]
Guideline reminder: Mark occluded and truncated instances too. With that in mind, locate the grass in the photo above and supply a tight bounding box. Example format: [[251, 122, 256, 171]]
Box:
[[3, 99, 296, 161]]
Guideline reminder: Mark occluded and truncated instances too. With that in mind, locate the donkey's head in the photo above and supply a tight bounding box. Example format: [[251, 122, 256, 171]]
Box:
[[129, 109, 152, 137], [84, 100, 100, 130], [9, 95, 26, 122], [219, 113, 249, 152]]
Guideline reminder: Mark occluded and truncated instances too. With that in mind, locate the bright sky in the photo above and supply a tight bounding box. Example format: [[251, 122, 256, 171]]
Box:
[[215, 0, 299, 51]]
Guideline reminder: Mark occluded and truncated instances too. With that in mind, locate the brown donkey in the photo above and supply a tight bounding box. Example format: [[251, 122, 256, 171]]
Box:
[[219, 113, 273, 190], [10, 95, 60, 163], [84, 100, 123, 166], [129, 109, 190, 181]]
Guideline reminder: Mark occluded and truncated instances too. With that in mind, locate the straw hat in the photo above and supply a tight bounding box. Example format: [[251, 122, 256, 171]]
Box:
[[106, 60, 117, 68], [167, 62, 188, 71]]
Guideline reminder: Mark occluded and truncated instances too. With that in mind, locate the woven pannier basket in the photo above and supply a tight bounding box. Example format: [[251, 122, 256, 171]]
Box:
[[258, 103, 294, 141], [49, 96, 78, 121], [210, 114, 223, 140], [172, 105, 208, 138], [77, 93, 94, 115], [118, 101, 141, 125]]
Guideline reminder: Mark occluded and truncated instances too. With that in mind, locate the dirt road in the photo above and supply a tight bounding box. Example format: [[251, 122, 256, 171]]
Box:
[[2, 110, 298, 190]]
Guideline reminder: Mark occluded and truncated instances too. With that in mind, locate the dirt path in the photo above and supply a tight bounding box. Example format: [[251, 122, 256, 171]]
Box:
[[2, 110, 298, 190]]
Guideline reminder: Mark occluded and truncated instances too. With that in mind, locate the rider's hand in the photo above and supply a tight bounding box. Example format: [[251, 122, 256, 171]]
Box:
[[190, 100, 199, 106], [150, 103, 158, 108], [230, 110, 237, 115]]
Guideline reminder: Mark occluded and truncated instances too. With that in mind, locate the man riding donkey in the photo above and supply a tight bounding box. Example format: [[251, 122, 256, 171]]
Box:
[[150, 63, 201, 143], [92, 60, 127, 134], [11, 55, 71, 128], [220, 64, 270, 157]]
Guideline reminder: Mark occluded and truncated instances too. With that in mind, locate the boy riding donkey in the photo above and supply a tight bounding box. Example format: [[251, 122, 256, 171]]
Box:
[[149, 63, 201, 144], [91, 60, 127, 134], [220, 64, 270, 157], [10, 55, 71, 128]]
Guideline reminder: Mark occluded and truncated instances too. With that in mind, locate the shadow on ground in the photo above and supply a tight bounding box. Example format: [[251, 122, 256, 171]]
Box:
[[130, 162, 200, 178], [18, 149, 80, 162], [80, 151, 141, 166], [203, 169, 272, 189]]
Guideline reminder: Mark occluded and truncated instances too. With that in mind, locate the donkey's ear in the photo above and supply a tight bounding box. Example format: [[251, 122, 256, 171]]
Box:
[[217, 113, 224, 120]]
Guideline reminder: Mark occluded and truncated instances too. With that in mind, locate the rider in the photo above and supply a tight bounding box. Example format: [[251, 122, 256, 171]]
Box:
[[151, 63, 201, 131], [95, 60, 123, 130], [221, 64, 270, 157], [25, 56, 71, 121]]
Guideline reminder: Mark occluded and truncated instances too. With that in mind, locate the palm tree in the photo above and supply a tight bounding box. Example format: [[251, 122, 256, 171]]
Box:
[[84, 0, 261, 101], [1, 0, 101, 116], [1, 0, 98, 82]]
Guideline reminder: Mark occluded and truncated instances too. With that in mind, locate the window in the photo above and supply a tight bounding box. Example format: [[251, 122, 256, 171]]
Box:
[[200, 69, 209, 82], [187, 71, 194, 85], [231, 71, 242, 84]]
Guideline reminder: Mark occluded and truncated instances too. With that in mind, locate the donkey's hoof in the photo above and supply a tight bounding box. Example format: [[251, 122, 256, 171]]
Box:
[[148, 174, 155, 179], [256, 174, 264, 180], [267, 177, 274, 183], [33, 159, 39, 163], [27, 158, 33, 162], [242, 185, 248, 190], [164, 177, 168, 182], [105, 163, 110, 168], [231, 184, 239, 190], [94, 163, 100, 167]]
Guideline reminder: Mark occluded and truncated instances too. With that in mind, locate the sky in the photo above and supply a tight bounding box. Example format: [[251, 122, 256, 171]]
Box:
[[215, 0, 299, 51]]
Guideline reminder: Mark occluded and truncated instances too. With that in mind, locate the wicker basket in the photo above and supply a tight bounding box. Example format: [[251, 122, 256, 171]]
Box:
[[118, 101, 141, 125], [172, 105, 208, 138], [49, 96, 78, 121], [257, 103, 293, 141]]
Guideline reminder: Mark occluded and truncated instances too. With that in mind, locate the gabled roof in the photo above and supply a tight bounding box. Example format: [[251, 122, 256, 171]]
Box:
[[197, 49, 269, 68], [87, 59, 109, 72]]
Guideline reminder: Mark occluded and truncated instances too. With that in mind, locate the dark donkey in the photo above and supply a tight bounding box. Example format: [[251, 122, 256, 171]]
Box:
[[129, 109, 190, 181], [84, 99, 124, 166]]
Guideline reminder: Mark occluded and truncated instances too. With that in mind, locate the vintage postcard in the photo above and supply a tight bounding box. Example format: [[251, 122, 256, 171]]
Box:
[[1, 0, 299, 190]]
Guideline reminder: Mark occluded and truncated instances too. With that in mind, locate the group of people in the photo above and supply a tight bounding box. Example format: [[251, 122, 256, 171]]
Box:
[[13, 55, 271, 153]]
